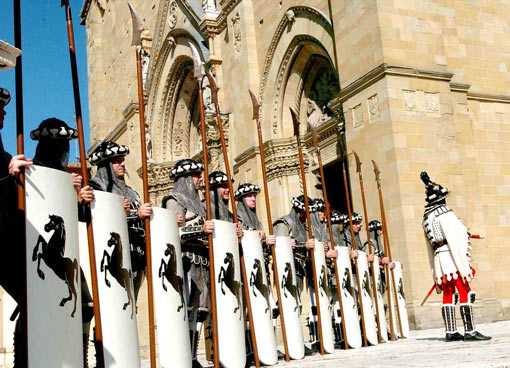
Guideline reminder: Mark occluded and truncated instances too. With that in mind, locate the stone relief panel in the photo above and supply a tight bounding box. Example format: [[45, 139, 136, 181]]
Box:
[[425, 92, 440, 115], [231, 12, 242, 53], [352, 103, 364, 128], [403, 89, 418, 113], [368, 94, 380, 123], [168, 1, 178, 29]]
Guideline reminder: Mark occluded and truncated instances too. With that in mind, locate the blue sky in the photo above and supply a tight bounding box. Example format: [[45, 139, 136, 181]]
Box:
[[0, 0, 89, 161]]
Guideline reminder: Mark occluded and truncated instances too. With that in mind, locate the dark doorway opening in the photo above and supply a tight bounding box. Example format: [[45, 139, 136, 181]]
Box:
[[322, 158, 351, 214]]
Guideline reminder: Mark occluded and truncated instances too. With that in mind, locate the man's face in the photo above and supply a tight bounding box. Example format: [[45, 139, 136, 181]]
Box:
[[299, 210, 306, 220], [219, 185, 230, 200], [377, 229, 383, 236], [318, 210, 325, 222], [244, 193, 257, 209], [0, 102, 6, 130], [112, 156, 126, 179], [191, 172, 202, 190], [338, 223, 345, 232], [352, 221, 362, 233]]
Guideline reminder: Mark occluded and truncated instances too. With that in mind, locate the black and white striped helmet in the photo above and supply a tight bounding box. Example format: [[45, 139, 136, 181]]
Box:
[[420, 171, 450, 204], [350, 212, 363, 223], [234, 183, 260, 200], [330, 210, 347, 224], [291, 195, 315, 212], [208, 171, 234, 188], [170, 159, 204, 179], [314, 198, 326, 211], [89, 141, 130, 166], [30, 118, 78, 141], [368, 220, 382, 231], [0, 88, 11, 106]]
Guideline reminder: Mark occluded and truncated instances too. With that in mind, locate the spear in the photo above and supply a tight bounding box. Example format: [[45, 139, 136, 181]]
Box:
[[206, 72, 260, 367], [60, 1, 105, 366], [289, 108, 325, 355], [371, 160, 403, 340], [341, 155, 368, 347], [353, 151, 382, 343], [190, 44, 220, 368], [249, 90, 290, 361], [13, 0, 28, 363], [127, 4, 157, 367], [307, 124, 349, 350]]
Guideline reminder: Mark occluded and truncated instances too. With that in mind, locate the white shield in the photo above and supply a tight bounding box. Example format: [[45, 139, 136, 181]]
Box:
[[91, 191, 140, 368], [393, 261, 410, 337], [335, 247, 362, 348], [388, 271, 399, 338], [357, 251, 378, 345], [274, 236, 304, 360], [26, 165, 83, 367], [373, 256, 388, 342], [312, 241, 335, 353], [241, 230, 277, 365], [150, 207, 192, 366], [213, 220, 245, 368]]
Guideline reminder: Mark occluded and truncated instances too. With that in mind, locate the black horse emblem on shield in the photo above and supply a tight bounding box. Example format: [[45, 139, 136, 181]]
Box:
[[249, 259, 270, 313], [362, 270, 372, 298], [342, 268, 356, 309], [218, 252, 241, 319], [32, 215, 79, 317], [159, 243, 185, 317], [281, 262, 301, 312], [319, 265, 332, 300], [101, 232, 135, 319], [397, 277, 405, 301]]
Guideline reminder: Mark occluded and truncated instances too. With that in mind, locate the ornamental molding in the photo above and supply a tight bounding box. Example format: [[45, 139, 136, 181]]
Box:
[[328, 64, 454, 111], [467, 91, 510, 104]]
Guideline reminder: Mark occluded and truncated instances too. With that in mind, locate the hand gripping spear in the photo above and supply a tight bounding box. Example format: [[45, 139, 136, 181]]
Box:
[[127, 4, 157, 367], [190, 43, 220, 368], [289, 108, 325, 355], [353, 151, 383, 343], [371, 160, 404, 340], [341, 155, 368, 347], [60, 1, 105, 366], [13, 0, 29, 363], [308, 124, 349, 350], [249, 90, 290, 361], [205, 72, 260, 368]]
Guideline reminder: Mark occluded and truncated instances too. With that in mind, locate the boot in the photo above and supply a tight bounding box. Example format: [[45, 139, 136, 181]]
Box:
[[190, 330, 204, 368], [442, 304, 463, 342], [460, 304, 491, 341]]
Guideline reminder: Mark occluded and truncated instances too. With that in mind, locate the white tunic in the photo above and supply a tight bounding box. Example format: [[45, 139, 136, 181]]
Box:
[[422, 205, 474, 285]]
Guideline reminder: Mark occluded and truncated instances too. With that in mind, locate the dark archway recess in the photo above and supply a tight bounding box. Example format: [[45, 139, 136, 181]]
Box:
[[323, 158, 350, 215]]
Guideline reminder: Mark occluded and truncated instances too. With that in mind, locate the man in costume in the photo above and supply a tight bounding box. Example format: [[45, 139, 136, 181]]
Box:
[[330, 210, 347, 248], [89, 141, 152, 301], [421, 172, 490, 341], [363, 220, 393, 291], [163, 159, 214, 368], [30, 117, 95, 366], [0, 87, 32, 366]]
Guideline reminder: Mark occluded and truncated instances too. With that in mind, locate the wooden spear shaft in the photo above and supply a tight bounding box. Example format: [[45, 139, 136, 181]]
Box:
[[371, 160, 399, 340], [197, 78, 220, 368], [353, 151, 383, 343], [290, 108, 325, 355], [341, 160, 368, 347], [314, 142, 349, 350], [249, 90, 290, 361], [61, 2, 105, 366], [13, 1, 28, 364], [207, 73, 260, 367], [134, 46, 157, 368]]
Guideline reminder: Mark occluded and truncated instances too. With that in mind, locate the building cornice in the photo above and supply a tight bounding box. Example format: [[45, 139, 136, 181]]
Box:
[[0, 40, 21, 70], [467, 92, 510, 104], [328, 64, 454, 111]]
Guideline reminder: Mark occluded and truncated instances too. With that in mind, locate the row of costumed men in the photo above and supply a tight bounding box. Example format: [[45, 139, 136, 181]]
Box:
[[0, 88, 409, 368]]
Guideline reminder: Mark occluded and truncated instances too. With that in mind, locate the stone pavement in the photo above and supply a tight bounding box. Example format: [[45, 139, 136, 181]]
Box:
[[139, 320, 510, 367]]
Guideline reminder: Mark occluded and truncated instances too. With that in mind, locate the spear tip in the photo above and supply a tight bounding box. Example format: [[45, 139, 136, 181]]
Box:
[[289, 108, 300, 137], [189, 42, 203, 81], [308, 122, 319, 148], [248, 89, 260, 122], [128, 2, 143, 47], [353, 150, 362, 173]]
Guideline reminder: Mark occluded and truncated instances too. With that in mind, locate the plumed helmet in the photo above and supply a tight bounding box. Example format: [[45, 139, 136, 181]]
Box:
[[208, 171, 234, 188], [170, 159, 204, 179], [0, 88, 11, 106], [330, 210, 348, 225], [234, 183, 260, 200], [30, 118, 78, 141], [368, 220, 382, 231], [420, 171, 449, 204], [89, 141, 130, 166], [291, 194, 315, 212], [313, 198, 326, 211]]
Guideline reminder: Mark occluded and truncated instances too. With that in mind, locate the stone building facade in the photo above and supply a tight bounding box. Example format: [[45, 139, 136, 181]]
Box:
[[78, 0, 510, 348]]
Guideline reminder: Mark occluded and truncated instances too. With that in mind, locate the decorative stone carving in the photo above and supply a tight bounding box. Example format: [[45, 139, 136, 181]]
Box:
[[231, 12, 242, 53], [128, 120, 136, 145], [141, 49, 151, 89], [202, 78, 216, 114], [203, 0, 218, 17], [173, 121, 184, 157], [352, 104, 363, 128], [168, 1, 178, 29], [403, 90, 417, 112], [306, 98, 328, 129], [425, 92, 440, 114], [167, 35, 177, 51], [145, 124, 153, 162], [368, 94, 380, 122], [285, 10, 296, 23]]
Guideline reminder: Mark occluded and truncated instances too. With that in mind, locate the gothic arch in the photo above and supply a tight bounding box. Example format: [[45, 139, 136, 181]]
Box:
[[257, 6, 337, 139]]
